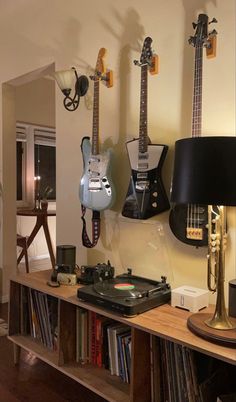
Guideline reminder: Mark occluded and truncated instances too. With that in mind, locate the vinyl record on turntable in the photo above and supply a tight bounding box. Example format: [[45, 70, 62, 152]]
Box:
[[93, 278, 156, 299]]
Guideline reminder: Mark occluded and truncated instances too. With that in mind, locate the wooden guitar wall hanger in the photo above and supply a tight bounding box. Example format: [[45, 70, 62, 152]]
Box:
[[122, 36, 170, 220], [79, 48, 115, 248], [169, 14, 217, 247]]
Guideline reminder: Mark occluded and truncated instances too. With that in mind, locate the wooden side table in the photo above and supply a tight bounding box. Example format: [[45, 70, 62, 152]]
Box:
[[17, 208, 56, 269]]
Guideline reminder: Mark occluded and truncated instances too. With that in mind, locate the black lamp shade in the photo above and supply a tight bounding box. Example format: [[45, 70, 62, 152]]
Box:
[[171, 136, 236, 206]]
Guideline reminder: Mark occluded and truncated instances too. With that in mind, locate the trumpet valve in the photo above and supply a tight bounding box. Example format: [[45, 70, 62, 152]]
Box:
[[186, 227, 203, 240]]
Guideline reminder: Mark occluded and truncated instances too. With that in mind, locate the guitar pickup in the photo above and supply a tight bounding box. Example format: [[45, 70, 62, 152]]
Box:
[[186, 227, 203, 240], [138, 163, 149, 170], [137, 173, 148, 179], [89, 157, 100, 163], [138, 153, 149, 160]]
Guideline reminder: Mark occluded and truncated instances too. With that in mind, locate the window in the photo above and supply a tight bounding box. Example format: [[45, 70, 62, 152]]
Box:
[[16, 123, 56, 206]]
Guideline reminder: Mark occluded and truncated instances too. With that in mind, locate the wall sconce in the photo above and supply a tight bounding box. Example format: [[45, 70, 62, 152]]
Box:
[[54, 67, 89, 111], [171, 136, 236, 347]]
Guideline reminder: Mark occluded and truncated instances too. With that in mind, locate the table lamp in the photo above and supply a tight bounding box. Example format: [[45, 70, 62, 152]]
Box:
[[171, 136, 236, 346]]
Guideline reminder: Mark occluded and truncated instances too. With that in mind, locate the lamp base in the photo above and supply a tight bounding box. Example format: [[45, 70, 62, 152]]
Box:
[[187, 313, 236, 348]]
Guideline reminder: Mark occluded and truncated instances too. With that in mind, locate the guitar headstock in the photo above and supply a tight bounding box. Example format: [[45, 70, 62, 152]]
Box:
[[140, 37, 153, 65], [134, 37, 159, 75], [189, 14, 217, 56], [95, 47, 107, 78], [90, 48, 113, 87]]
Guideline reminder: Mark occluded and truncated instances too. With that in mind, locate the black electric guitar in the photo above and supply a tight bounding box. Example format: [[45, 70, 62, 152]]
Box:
[[122, 37, 170, 220], [169, 14, 217, 246]]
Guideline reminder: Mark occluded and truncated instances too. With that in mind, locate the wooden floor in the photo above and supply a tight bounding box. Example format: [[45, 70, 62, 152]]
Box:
[[17, 257, 52, 274], [0, 300, 106, 402]]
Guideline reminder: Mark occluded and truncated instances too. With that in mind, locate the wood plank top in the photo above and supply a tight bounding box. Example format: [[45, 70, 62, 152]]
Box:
[[17, 208, 56, 217], [11, 270, 236, 365]]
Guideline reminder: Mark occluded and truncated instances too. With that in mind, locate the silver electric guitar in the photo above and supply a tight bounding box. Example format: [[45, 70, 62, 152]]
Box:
[[79, 48, 115, 211], [122, 37, 170, 219]]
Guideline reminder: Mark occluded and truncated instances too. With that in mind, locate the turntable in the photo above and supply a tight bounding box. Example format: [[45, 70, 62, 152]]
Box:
[[77, 270, 171, 316]]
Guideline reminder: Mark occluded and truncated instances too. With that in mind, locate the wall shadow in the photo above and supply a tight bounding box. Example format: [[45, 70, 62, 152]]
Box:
[[100, 7, 145, 210]]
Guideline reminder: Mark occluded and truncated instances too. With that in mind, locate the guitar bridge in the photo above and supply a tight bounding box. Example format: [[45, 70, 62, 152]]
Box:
[[186, 227, 203, 240], [89, 178, 102, 191]]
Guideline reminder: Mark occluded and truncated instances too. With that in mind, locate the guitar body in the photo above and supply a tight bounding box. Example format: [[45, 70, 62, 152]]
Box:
[[169, 204, 208, 247], [122, 139, 170, 219], [79, 137, 115, 211]]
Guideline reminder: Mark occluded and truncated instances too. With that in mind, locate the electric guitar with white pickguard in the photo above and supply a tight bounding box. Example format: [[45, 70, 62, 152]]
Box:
[[122, 37, 170, 220], [169, 14, 217, 246], [79, 48, 115, 211]]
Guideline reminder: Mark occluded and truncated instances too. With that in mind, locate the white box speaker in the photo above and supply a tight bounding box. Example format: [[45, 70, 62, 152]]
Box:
[[171, 286, 209, 313]]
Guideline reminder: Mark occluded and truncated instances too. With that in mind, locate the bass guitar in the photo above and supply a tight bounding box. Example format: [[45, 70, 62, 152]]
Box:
[[79, 48, 115, 211], [122, 37, 170, 220], [169, 14, 217, 246]]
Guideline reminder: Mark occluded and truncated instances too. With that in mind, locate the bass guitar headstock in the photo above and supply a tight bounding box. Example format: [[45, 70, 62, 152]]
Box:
[[134, 36, 159, 75], [189, 14, 217, 58], [90, 47, 113, 88]]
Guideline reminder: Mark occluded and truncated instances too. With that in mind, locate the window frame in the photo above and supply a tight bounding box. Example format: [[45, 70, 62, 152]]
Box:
[[16, 122, 56, 207]]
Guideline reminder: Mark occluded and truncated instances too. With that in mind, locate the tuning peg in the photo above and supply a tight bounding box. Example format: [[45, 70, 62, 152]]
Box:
[[188, 36, 195, 46], [147, 59, 153, 67], [134, 60, 142, 67], [209, 17, 217, 24], [209, 29, 217, 36], [192, 22, 197, 29]]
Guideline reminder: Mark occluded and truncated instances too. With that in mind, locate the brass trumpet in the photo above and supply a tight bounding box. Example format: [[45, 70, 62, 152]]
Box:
[[206, 205, 235, 330]]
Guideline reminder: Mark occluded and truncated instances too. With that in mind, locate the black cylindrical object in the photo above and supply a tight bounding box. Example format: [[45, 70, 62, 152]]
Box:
[[56, 245, 76, 270], [228, 279, 236, 318], [171, 137, 236, 206]]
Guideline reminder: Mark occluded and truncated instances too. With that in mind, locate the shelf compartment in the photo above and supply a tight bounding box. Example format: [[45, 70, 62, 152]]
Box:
[[8, 334, 130, 402]]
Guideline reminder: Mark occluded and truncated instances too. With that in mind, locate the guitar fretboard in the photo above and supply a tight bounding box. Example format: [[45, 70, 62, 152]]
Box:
[[92, 80, 99, 155], [192, 44, 203, 137], [139, 64, 148, 153]]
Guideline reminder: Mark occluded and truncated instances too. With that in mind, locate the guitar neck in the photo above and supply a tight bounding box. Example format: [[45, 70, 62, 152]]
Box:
[[192, 44, 203, 138], [139, 64, 148, 153], [92, 80, 99, 155]]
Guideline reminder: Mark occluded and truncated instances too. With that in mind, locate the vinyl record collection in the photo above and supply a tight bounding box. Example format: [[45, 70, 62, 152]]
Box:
[[20, 286, 58, 350], [76, 307, 131, 383]]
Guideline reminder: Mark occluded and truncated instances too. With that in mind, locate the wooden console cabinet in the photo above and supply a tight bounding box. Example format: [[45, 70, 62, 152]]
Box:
[[8, 270, 236, 402]]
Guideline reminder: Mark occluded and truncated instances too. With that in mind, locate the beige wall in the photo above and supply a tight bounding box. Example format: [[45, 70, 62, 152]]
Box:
[[15, 77, 55, 127], [0, 0, 235, 303]]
